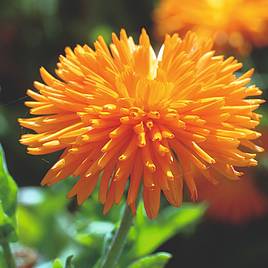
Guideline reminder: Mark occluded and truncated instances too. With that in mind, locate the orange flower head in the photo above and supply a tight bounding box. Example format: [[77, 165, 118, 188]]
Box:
[[19, 29, 264, 219], [153, 0, 268, 54]]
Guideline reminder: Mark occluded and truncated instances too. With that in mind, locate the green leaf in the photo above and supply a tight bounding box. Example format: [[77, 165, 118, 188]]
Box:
[[0, 144, 18, 241], [65, 255, 75, 268], [52, 255, 75, 268], [127, 252, 172, 268], [75, 221, 114, 247], [17, 186, 72, 259], [0, 202, 14, 239], [0, 145, 17, 217], [132, 203, 206, 257], [53, 258, 64, 268], [0, 248, 7, 268]]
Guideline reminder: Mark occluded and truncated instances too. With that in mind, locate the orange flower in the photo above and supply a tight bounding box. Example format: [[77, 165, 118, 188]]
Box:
[[153, 0, 268, 54], [197, 174, 268, 224], [19, 29, 264, 219]]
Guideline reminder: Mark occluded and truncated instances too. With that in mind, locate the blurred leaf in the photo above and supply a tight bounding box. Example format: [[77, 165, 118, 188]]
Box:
[[52, 258, 63, 268], [0, 248, 7, 268], [0, 202, 14, 241], [0, 144, 18, 241], [101, 225, 114, 256], [65, 255, 74, 268], [0, 110, 9, 137], [17, 186, 71, 259], [0, 145, 17, 217], [259, 107, 268, 126], [89, 25, 113, 43], [131, 203, 206, 257], [127, 252, 172, 268], [17, 206, 43, 245], [75, 221, 114, 247], [50, 255, 75, 268]]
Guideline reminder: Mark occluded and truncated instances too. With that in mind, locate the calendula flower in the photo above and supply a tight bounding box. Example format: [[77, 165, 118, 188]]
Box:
[[153, 0, 268, 54], [197, 174, 268, 224], [19, 29, 264, 219]]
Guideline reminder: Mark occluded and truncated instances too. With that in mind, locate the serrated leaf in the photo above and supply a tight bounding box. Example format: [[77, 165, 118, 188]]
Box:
[[132, 203, 206, 257], [127, 252, 172, 268]]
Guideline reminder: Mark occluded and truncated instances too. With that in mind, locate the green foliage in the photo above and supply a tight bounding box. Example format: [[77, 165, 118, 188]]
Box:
[[17, 186, 72, 259], [130, 203, 206, 257], [127, 252, 172, 268], [65, 255, 75, 268], [15, 179, 206, 268], [52, 259, 63, 268], [0, 203, 14, 241], [52, 256, 74, 268], [0, 250, 6, 268], [259, 107, 268, 126], [0, 145, 18, 242], [89, 25, 113, 43], [0, 145, 17, 218]]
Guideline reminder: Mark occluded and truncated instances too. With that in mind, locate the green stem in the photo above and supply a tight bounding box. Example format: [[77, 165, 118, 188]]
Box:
[[0, 240, 16, 268], [100, 205, 134, 268]]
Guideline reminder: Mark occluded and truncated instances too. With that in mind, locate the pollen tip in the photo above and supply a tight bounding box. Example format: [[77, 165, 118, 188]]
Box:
[[51, 159, 65, 170], [210, 159, 216, 164], [69, 148, 79, 153], [119, 155, 127, 161], [256, 132, 262, 138], [138, 141, 146, 147], [77, 197, 85, 206], [191, 191, 198, 201], [152, 136, 162, 142], [249, 159, 258, 166], [146, 163, 156, 172], [85, 172, 92, 178], [166, 171, 174, 179], [40, 180, 47, 186], [257, 146, 264, 153], [81, 135, 90, 142], [141, 27, 147, 35], [109, 133, 115, 139]]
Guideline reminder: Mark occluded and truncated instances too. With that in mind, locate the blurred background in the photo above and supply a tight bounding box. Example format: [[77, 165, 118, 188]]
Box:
[[1, 0, 268, 267]]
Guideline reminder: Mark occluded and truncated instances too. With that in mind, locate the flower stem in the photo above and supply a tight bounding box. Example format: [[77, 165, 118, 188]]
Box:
[[0, 240, 16, 268], [100, 205, 134, 268]]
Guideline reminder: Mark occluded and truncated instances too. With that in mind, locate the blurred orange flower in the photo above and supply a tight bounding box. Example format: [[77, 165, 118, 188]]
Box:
[[197, 174, 268, 224], [153, 0, 268, 54], [197, 129, 268, 224], [19, 29, 263, 219]]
